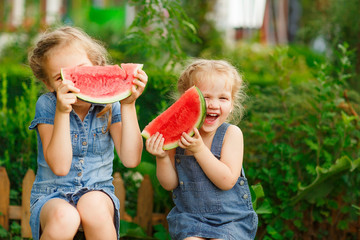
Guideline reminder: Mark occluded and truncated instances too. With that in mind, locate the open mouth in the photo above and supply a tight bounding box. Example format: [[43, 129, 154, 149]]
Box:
[[205, 113, 219, 124]]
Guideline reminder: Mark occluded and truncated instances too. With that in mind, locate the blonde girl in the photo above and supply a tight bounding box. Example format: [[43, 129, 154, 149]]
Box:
[[28, 26, 147, 240], [146, 59, 258, 240]]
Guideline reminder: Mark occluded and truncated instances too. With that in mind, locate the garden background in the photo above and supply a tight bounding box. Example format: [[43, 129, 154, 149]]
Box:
[[0, 0, 359, 239]]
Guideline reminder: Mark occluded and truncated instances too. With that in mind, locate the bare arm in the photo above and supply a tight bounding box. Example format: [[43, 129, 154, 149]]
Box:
[[111, 69, 148, 168], [110, 103, 142, 168], [179, 126, 243, 190], [40, 80, 80, 176], [145, 133, 178, 190]]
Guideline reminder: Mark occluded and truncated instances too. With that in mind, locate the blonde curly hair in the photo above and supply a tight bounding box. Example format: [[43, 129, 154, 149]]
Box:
[[177, 59, 247, 124]]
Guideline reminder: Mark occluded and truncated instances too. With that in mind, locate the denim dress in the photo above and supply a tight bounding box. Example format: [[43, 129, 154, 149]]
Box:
[[167, 123, 258, 240], [28, 92, 121, 240]]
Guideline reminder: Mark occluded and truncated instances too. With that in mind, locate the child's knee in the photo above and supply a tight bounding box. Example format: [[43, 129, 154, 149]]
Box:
[[42, 199, 80, 225], [77, 191, 114, 223], [40, 199, 80, 238]]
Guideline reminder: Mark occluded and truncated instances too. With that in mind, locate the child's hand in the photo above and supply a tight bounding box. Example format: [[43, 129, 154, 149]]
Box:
[[145, 132, 168, 158], [56, 79, 80, 113], [179, 128, 205, 154], [121, 69, 148, 104]]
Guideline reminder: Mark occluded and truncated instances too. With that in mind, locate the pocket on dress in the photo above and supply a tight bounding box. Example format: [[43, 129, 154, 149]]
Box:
[[179, 180, 222, 213], [91, 127, 111, 155]]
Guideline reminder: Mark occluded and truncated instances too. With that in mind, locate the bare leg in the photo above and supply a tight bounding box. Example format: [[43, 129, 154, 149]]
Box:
[[77, 191, 117, 240], [40, 198, 81, 240]]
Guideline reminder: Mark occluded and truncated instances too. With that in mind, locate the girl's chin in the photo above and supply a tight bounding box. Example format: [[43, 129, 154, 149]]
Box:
[[73, 99, 91, 107], [201, 122, 218, 132]]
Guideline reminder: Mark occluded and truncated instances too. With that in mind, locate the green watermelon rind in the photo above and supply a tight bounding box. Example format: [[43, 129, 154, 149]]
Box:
[[60, 64, 143, 104], [74, 91, 133, 104], [141, 86, 206, 150]]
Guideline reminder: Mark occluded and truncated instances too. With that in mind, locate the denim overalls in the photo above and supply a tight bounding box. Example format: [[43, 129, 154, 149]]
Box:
[[167, 123, 258, 240], [28, 92, 121, 240]]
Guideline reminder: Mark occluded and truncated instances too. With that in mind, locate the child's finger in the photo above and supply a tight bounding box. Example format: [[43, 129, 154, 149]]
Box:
[[58, 82, 80, 94], [68, 85, 80, 93], [159, 138, 165, 151], [154, 134, 164, 149], [134, 71, 148, 87], [133, 79, 146, 89], [147, 133, 157, 146], [178, 140, 185, 149], [180, 135, 191, 146], [193, 128, 201, 138], [61, 79, 74, 85], [156, 137, 165, 152], [62, 97, 77, 106], [62, 80, 80, 92], [181, 132, 194, 143], [135, 69, 147, 79], [149, 132, 162, 147]]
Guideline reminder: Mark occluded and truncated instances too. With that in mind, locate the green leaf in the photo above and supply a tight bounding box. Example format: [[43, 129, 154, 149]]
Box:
[[250, 183, 272, 214], [0, 225, 8, 238], [250, 183, 263, 209], [119, 220, 150, 238], [304, 139, 318, 151], [153, 224, 171, 239], [154, 231, 171, 240], [341, 111, 358, 127], [256, 199, 273, 215], [182, 20, 197, 34], [291, 156, 360, 204], [351, 204, 360, 215], [10, 221, 21, 235], [266, 225, 283, 239], [251, 183, 265, 200]]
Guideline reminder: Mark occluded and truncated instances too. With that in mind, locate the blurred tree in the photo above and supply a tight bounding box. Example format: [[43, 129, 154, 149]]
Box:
[[298, 0, 360, 91], [180, 0, 224, 57]]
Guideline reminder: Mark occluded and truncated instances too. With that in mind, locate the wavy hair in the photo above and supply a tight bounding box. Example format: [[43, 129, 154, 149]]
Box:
[[177, 59, 247, 124], [28, 26, 112, 130]]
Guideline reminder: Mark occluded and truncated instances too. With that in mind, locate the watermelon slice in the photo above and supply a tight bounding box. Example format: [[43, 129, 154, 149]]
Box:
[[61, 63, 143, 104], [142, 86, 206, 150]]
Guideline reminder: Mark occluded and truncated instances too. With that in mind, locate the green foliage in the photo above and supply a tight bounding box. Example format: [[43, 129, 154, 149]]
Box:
[[200, 42, 321, 89], [292, 156, 360, 204], [0, 73, 41, 205], [119, 220, 150, 239], [118, 0, 200, 69], [243, 44, 360, 238], [352, 205, 360, 215], [0, 225, 8, 239], [153, 224, 171, 240], [250, 183, 272, 215], [0, 221, 22, 240], [298, 0, 360, 91], [0, 65, 34, 108], [180, 0, 223, 57], [119, 221, 170, 240]]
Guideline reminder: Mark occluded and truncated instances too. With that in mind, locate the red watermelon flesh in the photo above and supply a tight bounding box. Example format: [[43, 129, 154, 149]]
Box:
[[61, 64, 143, 104], [142, 86, 206, 150]]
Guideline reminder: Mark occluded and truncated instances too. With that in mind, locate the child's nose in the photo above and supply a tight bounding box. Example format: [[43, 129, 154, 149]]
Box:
[[206, 99, 219, 108]]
